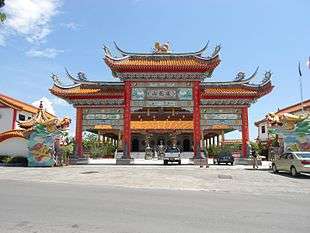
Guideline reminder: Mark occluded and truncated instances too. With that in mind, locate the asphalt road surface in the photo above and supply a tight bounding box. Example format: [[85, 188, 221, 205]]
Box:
[[0, 180, 309, 233]]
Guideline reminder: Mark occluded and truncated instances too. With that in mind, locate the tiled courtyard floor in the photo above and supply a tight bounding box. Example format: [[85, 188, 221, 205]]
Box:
[[0, 164, 309, 196]]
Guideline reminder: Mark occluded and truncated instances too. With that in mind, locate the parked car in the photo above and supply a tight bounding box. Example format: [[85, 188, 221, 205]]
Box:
[[272, 151, 310, 177], [163, 147, 181, 165], [213, 152, 234, 165]]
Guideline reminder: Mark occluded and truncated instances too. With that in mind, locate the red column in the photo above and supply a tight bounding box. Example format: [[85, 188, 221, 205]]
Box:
[[123, 81, 132, 159], [241, 106, 249, 158], [193, 81, 202, 159], [75, 107, 83, 157], [12, 109, 17, 130]]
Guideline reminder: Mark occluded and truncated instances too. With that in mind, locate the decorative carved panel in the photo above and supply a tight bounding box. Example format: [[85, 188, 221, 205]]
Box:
[[71, 99, 124, 107], [200, 107, 242, 130], [131, 100, 193, 108], [201, 99, 254, 106], [82, 108, 124, 130]]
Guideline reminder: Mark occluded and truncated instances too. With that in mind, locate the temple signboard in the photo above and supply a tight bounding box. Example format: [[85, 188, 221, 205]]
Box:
[[132, 87, 192, 101]]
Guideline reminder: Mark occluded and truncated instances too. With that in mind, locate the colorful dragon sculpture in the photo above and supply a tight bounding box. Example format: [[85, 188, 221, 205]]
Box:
[[267, 112, 310, 151], [18, 101, 71, 166]]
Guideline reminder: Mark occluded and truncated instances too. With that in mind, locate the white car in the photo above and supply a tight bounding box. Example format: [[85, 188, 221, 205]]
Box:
[[163, 147, 181, 165], [272, 151, 310, 177]]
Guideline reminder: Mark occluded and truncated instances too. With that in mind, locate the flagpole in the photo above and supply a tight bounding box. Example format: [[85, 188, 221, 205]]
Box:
[[298, 62, 304, 113]]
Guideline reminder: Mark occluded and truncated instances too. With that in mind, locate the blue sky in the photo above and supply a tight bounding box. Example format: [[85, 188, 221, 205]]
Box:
[[0, 0, 309, 139]]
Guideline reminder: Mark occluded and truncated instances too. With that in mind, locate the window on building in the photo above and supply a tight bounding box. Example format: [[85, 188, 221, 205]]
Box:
[[18, 114, 26, 121], [261, 125, 266, 134], [28, 116, 31, 120]]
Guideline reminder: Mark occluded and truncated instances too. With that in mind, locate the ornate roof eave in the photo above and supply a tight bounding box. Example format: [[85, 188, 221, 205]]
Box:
[[50, 69, 124, 88], [243, 80, 273, 89], [49, 85, 124, 100], [112, 41, 210, 57], [53, 81, 81, 89], [255, 83, 274, 97], [202, 68, 274, 90], [201, 83, 274, 99], [104, 54, 221, 67], [202, 67, 259, 86], [64, 68, 124, 87]]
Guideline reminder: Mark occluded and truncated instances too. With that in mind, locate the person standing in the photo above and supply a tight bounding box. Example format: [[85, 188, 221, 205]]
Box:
[[246, 141, 252, 158], [252, 148, 258, 169], [204, 147, 209, 168], [199, 147, 209, 168]]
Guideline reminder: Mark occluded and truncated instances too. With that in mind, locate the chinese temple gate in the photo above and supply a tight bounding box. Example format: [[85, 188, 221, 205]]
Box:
[[49, 42, 273, 160]]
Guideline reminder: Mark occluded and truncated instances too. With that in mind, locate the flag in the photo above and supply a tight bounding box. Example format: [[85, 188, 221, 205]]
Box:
[[298, 62, 302, 77], [307, 56, 310, 69]]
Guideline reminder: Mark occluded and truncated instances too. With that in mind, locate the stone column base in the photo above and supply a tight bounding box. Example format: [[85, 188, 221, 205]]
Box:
[[192, 158, 208, 165], [69, 157, 89, 165], [116, 158, 134, 165], [234, 158, 262, 165]]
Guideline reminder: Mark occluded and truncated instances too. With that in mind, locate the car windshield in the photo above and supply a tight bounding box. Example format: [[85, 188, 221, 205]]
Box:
[[166, 148, 179, 153], [295, 152, 310, 159]]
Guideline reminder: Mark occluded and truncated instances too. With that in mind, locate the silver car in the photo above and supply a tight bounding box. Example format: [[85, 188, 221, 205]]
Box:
[[272, 152, 310, 177]]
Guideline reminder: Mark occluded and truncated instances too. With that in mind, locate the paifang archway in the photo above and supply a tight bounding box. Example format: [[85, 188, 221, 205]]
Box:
[[49, 42, 273, 160]]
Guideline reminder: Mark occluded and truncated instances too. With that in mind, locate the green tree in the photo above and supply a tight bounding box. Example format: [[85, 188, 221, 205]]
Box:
[[0, 0, 5, 22], [250, 141, 263, 155]]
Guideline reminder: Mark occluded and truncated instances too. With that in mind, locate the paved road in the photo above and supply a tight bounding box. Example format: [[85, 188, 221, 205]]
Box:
[[0, 180, 309, 233]]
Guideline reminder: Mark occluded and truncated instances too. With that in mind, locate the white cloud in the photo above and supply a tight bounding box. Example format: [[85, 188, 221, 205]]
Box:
[[32, 97, 56, 116], [50, 97, 69, 107], [132, 0, 144, 4], [61, 22, 80, 31], [26, 48, 64, 58], [1, 0, 61, 45]]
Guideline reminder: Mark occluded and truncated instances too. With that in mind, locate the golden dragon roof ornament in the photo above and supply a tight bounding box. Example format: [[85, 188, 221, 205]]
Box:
[[18, 101, 71, 136]]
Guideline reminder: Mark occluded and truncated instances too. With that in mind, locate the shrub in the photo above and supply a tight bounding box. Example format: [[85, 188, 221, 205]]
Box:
[[0, 155, 11, 164], [207, 143, 241, 158], [2, 156, 28, 167], [83, 133, 116, 158]]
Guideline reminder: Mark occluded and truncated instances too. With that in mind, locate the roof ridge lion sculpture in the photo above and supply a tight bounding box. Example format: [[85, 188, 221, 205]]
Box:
[[153, 42, 171, 54]]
